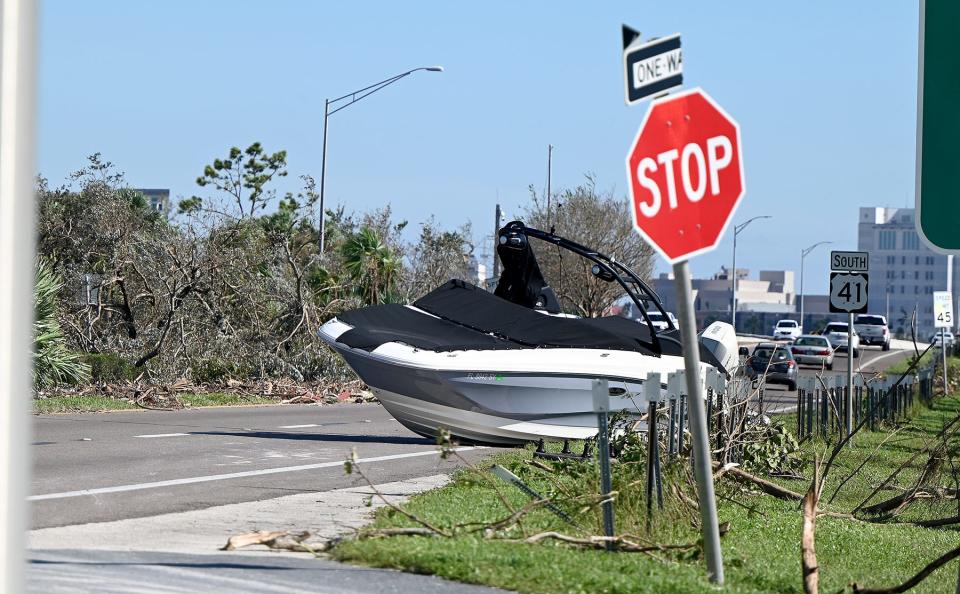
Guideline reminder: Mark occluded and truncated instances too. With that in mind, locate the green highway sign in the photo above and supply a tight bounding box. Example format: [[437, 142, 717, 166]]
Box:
[[916, 0, 960, 253]]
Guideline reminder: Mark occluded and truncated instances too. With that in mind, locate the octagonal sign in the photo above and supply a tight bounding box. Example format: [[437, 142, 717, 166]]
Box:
[[626, 88, 745, 264]]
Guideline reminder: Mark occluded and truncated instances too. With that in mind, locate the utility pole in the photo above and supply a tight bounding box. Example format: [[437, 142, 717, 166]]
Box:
[[731, 215, 772, 332], [493, 203, 502, 279], [800, 241, 832, 333], [546, 145, 553, 230]]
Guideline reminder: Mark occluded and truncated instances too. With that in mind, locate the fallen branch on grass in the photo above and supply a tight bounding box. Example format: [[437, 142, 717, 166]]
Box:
[[517, 531, 696, 554], [801, 459, 821, 594], [357, 527, 438, 539], [713, 462, 805, 501], [851, 545, 960, 594]]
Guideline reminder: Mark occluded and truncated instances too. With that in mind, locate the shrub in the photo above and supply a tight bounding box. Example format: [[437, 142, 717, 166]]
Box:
[[82, 352, 138, 382]]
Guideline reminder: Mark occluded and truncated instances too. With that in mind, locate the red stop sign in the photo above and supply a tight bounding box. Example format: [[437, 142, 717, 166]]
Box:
[[626, 88, 744, 264]]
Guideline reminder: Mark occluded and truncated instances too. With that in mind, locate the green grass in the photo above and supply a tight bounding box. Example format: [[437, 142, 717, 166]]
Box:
[[884, 349, 935, 377], [33, 392, 276, 414], [333, 396, 960, 593]]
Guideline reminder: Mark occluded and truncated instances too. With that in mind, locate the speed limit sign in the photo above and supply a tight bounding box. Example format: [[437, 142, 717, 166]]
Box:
[[829, 272, 869, 313], [934, 291, 954, 328]]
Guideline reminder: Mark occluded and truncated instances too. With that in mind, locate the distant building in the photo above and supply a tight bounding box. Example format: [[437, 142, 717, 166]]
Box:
[[858, 207, 958, 338], [648, 268, 799, 332], [136, 188, 170, 217]]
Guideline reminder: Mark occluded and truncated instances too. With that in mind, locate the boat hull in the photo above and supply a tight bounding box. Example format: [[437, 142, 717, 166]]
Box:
[[325, 335, 675, 446]]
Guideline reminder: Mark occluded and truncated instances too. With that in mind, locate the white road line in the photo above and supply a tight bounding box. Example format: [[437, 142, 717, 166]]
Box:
[[28, 447, 482, 501], [133, 433, 190, 438], [861, 349, 907, 371], [277, 424, 319, 429]]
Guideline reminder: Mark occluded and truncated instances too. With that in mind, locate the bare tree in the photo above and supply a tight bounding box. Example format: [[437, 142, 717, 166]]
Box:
[[522, 176, 656, 317]]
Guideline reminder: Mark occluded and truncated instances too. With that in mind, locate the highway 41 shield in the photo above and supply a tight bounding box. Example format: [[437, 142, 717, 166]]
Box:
[[829, 272, 869, 314]]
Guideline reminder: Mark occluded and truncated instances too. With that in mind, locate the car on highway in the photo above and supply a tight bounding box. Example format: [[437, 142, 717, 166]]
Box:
[[615, 298, 678, 330], [639, 310, 678, 331], [853, 314, 891, 351], [746, 342, 798, 390], [772, 319, 801, 341], [931, 331, 956, 348], [790, 335, 834, 370], [822, 322, 860, 357]]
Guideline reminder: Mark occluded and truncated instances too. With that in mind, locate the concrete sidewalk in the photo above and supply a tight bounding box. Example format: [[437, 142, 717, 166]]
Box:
[[29, 475, 507, 593]]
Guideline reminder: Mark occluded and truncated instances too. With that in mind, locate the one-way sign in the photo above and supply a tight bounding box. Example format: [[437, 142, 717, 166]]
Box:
[[623, 33, 683, 105], [829, 272, 869, 313]]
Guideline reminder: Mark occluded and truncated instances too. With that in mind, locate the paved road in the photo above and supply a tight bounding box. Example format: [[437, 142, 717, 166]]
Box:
[[31, 403, 493, 529], [30, 403, 505, 593], [30, 549, 503, 594], [752, 344, 914, 413]]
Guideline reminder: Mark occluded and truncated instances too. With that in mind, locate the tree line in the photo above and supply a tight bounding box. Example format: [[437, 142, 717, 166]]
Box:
[[34, 146, 653, 388]]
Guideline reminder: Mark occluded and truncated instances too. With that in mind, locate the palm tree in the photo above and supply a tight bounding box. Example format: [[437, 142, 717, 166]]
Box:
[[34, 259, 90, 387], [340, 227, 401, 305]]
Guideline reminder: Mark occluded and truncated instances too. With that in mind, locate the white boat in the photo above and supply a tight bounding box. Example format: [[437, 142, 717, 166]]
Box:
[[318, 222, 737, 446]]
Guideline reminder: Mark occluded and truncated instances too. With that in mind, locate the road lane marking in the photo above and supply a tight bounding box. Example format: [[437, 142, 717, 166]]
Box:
[[133, 433, 190, 438], [277, 424, 319, 429], [860, 349, 907, 372], [28, 446, 483, 501]]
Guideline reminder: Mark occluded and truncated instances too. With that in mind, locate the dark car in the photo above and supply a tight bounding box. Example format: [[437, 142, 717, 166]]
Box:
[[746, 342, 798, 391]]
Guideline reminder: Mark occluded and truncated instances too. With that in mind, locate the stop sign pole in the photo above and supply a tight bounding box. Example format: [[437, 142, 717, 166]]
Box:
[[626, 88, 745, 585]]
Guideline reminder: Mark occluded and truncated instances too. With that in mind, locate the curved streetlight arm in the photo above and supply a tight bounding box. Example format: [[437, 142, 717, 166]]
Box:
[[802, 240, 833, 258], [327, 67, 442, 116], [318, 65, 442, 255], [734, 214, 773, 236], [730, 214, 772, 331], [798, 240, 833, 333]]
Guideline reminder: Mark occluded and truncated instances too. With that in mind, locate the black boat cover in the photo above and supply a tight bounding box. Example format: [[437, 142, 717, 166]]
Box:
[[333, 280, 725, 369], [414, 280, 656, 353], [337, 304, 519, 352]]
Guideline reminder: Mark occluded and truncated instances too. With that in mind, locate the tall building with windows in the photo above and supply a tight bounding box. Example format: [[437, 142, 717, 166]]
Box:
[[858, 207, 957, 338], [136, 188, 170, 217]]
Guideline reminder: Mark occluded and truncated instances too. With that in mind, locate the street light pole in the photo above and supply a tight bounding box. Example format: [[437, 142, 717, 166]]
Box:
[[730, 215, 772, 333], [318, 66, 443, 255], [799, 241, 832, 333]]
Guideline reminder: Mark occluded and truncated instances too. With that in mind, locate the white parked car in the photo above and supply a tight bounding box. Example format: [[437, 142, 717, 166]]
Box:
[[822, 322, 860, 357], [772, 319, 801, 341], [931, 331, 955, 348]]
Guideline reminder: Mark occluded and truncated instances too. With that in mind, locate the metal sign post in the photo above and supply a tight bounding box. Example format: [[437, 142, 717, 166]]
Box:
[[673, 261, 724, 583], [847, 312, 854, 440], [592, 379, 615, 551], [829, 251, 870, 445], [934, 290, 953, 394]]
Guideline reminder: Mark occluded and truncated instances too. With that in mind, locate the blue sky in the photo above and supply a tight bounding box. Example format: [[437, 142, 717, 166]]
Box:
[[38, 1, 919, 294]]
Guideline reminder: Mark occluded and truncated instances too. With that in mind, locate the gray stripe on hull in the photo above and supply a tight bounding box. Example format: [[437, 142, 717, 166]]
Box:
[[374, 388, 602, 446], [333, 344, 651, 422]]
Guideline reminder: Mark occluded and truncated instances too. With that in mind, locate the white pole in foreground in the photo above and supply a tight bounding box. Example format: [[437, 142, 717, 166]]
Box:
[[0, 0, 37, 590], [672, 260, 724, 584]]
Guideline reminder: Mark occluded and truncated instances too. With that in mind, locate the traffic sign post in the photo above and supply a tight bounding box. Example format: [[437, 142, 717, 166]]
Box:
[[829, 255, 870, 444], [626, 87, 745, 585], [934, 291, 953, 395]]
